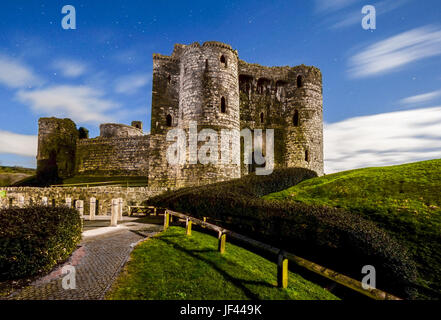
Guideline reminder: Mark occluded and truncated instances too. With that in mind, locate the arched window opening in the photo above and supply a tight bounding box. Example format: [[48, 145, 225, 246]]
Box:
[[257, 78, 270, 95], [220, 55, 227, 68], [293, 110, 299, 127], [305, 150, 310, 162], [166, 114, 172, 127], [220, 97, 226, 113], [239, 74, 253, 95], [205, 59, 209, 70], [260, 112, 264, 124], [297, 75, 303, 88], [276, 80, 287, 101]]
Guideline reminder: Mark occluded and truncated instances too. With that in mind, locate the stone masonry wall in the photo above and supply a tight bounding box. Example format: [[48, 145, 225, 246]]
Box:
[[238, 60, 324, 176], [75, 136, 150, 176], [0, 186, 167, 215]]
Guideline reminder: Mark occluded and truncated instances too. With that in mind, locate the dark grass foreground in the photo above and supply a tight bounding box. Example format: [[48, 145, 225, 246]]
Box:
[[107, 227, 338, 300]]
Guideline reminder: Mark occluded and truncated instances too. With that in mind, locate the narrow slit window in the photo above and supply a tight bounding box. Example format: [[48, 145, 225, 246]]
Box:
[[297, 75, 303, 88], [305, 150, 310, 162], [293, 110, 299, 126], [166, 114, 172, 127], [260, 112, 264, 124], [221, 97, 226, 113], [220, 55, 227, 68]]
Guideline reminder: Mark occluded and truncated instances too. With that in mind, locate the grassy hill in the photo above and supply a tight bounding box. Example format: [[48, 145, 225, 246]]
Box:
[[107, 226, 338, 300], [0, 166, 35, 187], [264, 159, 441, 299]]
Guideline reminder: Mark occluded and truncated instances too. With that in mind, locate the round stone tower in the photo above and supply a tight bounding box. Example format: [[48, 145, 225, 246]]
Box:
[[283, 65, 324, 176], [176, 41, 241, 186]]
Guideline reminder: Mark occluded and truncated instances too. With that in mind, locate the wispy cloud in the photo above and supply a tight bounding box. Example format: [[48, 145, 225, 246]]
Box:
[[330, 0, 408, 29], [315, 0, 361, 13], [348, 25, 441, 78], [16, 85, 120, 124], [53, 59, 87, 78], [0, 130, 37, 157], [0, 54, 42, 89], [399, 89, 441, 106], [114, 73, 151, 95], [324, 106, 441, 173]]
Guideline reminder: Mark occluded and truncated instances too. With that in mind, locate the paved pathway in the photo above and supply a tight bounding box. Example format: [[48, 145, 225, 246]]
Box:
[[4, 221, 162, 300]]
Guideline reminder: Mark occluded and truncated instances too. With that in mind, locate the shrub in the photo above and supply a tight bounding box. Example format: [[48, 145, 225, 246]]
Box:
[[147, 169, 419, 299], [0, 206, 82, 280], [151, 167, 318, 204]]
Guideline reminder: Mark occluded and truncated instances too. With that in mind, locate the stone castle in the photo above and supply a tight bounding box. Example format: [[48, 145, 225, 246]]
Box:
[[37, 41, 323, 188]]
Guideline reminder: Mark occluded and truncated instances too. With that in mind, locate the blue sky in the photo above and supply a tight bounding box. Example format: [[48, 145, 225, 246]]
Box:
[[0, 0, 440, 173]]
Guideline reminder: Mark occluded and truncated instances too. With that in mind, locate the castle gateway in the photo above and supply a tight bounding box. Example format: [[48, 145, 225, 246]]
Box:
[[37, 41, 324, 188]]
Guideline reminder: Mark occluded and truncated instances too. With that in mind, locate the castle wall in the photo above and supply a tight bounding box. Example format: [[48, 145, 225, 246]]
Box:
[[150, 54, 180, 135], [36, 41, 324, 189], [37, 118, 78, 181], [147, 134, 180, 188], [75, 136, 150, 176], [0, 186, 166, 215], [238, 61, 324, 176], [177, 42, 242, 186]]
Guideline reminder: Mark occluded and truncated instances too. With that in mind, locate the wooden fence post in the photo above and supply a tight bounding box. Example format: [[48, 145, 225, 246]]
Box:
[[277, 252, 289, 288], [186, 218, 192, 236], [218, 231, 226, 254], [164, 211, 170, 230]]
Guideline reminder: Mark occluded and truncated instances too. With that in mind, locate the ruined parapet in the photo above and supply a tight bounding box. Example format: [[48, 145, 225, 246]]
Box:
[[151, 52, 180, 135], [37, 117, 78, 182], [284, 65, 323, 176], [238, 61, 324, 176], [99, 123, 144, 138], [131, 121, 143, 131]]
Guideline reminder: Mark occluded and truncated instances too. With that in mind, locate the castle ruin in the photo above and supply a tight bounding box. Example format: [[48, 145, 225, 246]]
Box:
[[37, 41, 324, 188]]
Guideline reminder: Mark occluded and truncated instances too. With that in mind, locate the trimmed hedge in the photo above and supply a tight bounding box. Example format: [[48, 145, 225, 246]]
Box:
[[147, 168, 419, 299], [0, 206, 82, 280]]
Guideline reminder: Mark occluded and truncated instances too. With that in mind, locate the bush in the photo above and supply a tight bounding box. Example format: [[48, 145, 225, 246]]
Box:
[[150, 167, 318, 204], [0, 206, 82, 280], [147, 168, 419, 299]]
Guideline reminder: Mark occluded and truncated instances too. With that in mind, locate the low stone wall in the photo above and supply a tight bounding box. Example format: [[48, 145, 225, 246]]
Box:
[[0, 186, 168, 216]]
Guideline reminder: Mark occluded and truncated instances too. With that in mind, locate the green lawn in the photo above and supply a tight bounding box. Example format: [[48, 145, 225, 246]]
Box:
[[0, 166, 35, 187], [106, 227, 338, 300], [264, 159, 441, 298], [61, 176, 148, 187]]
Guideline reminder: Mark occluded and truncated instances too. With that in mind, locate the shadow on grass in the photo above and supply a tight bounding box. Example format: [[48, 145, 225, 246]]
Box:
[[156, 234, 291, 300]]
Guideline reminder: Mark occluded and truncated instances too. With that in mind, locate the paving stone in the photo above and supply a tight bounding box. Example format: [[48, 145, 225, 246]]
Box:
[[3, 223, 162, 300]]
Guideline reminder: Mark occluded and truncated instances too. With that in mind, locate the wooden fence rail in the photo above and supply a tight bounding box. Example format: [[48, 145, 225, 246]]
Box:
[[163, 209, 401, 300]]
